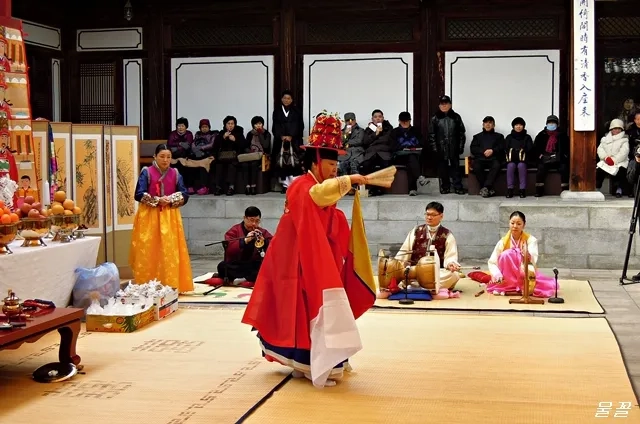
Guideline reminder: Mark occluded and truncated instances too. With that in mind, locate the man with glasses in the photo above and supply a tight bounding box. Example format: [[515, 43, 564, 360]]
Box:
[[395, 201, 461, 290], [215, 206, 272, 288]]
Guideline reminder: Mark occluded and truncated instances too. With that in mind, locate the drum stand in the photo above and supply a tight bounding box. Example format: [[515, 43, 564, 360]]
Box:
[[398, 267, 414, 305]]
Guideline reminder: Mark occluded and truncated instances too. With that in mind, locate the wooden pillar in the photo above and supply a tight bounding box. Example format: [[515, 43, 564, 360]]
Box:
[[280, 2, 295, 94], [0, 0, 10, 17], [568, 0, 597, 192], [146, 6, 165, 139]]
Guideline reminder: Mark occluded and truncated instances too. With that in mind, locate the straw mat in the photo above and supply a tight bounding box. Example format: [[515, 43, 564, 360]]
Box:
[[374, 276, 604, 314], [186, 273, 604, 314], [243, 311, 639, 424], [181, 273, 252, 303], [0, 308, 288, 424]]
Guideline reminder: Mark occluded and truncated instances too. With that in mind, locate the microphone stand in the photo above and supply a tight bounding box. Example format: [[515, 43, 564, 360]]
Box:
[[548, 269, 564, 304], [620, 174, 640, 285], [399, 267, 414, 305]]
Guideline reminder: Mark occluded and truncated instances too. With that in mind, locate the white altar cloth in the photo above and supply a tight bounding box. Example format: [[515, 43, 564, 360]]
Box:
[[0, 236, 101, 307]]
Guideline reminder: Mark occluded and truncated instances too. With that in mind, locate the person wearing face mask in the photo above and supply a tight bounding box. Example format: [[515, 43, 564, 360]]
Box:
[[531, 115, 570, 197], [596, 119, 630, 198]]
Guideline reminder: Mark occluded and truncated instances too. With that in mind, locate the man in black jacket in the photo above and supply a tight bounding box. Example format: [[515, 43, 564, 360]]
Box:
[[359, 109, 394, 196], [469, 116, 505, 198], [627, 112, 640, 162], [428, 95, 467, 194]]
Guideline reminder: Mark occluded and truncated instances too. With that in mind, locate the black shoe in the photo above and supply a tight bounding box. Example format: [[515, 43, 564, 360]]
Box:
[[250, 186, 257, 195], [281, 187, 287, 194], [506, 188, 513, 198], [214, 187, 223, 196], [519, 189, 526, 198], [226, 187, 235, 196], [455, 188, 466, 195], [440, 188, 451, 194], [245, 187, 251, 196], [535, 186, 544, 197]]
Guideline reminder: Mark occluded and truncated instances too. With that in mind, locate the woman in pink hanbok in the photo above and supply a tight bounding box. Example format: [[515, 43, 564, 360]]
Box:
[[486, 211, 557, 297]]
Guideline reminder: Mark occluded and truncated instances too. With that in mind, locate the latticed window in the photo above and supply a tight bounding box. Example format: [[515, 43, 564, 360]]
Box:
[[304, 22, 414, 44], [79, 63, 116, 125], [598, 17, 640, 38], [171, 24, 273, 47], [445, 18, 559, 40]]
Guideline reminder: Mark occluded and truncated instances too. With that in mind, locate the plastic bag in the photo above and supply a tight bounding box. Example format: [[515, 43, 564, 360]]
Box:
[[72, 262, 120, 311]]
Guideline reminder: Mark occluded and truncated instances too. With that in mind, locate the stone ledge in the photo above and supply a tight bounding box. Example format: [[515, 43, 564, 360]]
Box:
[[181, 194, 637, 269]]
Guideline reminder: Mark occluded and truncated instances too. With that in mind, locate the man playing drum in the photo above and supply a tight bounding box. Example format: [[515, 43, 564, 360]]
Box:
[[395, 201, 461, 290]]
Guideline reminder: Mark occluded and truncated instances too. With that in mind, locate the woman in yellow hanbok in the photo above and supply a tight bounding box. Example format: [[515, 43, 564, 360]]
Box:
[[129, 144, 194, 293]]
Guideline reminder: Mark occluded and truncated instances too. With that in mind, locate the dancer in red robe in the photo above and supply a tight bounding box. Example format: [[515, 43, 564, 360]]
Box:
[[242, 111, 380, 388]]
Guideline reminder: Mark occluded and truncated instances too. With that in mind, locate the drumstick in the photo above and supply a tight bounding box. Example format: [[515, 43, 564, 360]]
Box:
[[475, 290, 485, 297]]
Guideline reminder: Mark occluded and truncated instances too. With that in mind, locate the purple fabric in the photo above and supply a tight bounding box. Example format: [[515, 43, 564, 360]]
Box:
[[506, 162, 528, 189], [147, 166, 177, 197]]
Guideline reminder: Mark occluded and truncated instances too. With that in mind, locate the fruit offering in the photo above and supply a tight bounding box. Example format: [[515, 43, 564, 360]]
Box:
[[15, 197, 47, 220], [0, 200, 19, 225], [50, 191, 82, 216]]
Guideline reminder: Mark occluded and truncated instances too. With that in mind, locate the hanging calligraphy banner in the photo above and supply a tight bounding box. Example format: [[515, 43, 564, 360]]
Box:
[[573, 0, 595, 131]]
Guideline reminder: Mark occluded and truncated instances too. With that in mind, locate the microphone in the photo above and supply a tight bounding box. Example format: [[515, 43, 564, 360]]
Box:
[[549, 266, 564, 304], [398, 266, 414, 305]]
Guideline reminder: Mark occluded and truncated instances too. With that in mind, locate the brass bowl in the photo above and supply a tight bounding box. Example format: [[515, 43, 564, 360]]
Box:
[[19, 217, 52, 241], [50, 214, 80, 230], [0, 222, 18, 245]]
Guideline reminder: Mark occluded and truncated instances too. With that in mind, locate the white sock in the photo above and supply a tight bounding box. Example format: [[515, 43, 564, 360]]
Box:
[[292, 370, 305, 378]]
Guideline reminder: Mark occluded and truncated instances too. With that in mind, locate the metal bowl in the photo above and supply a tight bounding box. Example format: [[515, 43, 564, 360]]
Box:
[[19, 217, 52, 241], [0, 222, 18, 245], [50, 214, 80, 230]]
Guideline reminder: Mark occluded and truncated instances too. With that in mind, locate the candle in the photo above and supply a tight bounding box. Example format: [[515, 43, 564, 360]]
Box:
[[42, 179, 51, 205]]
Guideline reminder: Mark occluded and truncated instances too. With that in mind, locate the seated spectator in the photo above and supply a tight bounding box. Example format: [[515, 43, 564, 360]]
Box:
[[531, 115, 570, 197], [167, 117, 195, 191], [470, 116, 504, 198], [360, 109, 394, 196], [216, 206, 272, 288], [504, 117, 533, 198], [390, 111, 424, 196], [338, 112, 365, 182], [189, 119, 218, 195], [167, 117, 194, 159], [597, 119, 629, 198], [212, 116, 246, 196], [241, 116, 272, 195]]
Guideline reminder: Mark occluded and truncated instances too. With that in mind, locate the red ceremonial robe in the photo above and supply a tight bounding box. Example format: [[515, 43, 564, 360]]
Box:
[[241, 172, 376, 387]]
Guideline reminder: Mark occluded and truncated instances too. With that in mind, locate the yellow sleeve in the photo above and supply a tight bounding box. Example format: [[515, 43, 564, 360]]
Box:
[[308, 176, 352, 207]]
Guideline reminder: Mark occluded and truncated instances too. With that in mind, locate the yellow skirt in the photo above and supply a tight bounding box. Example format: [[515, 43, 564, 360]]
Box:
[[129, 204, 194, 293]]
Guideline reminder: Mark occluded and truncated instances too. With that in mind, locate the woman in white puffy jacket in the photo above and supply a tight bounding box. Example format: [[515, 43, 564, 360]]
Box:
[[597, 118, 630, 198]]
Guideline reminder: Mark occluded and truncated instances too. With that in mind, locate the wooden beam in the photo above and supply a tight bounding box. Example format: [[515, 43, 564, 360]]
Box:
[[280, 4, 295, 93], [568, 0, 596, 191], [0, 0, 10, 18]]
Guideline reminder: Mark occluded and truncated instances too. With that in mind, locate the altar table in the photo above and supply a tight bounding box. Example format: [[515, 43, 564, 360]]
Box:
[[0, 308, 84, 368], [0, 237, 101, 307]]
